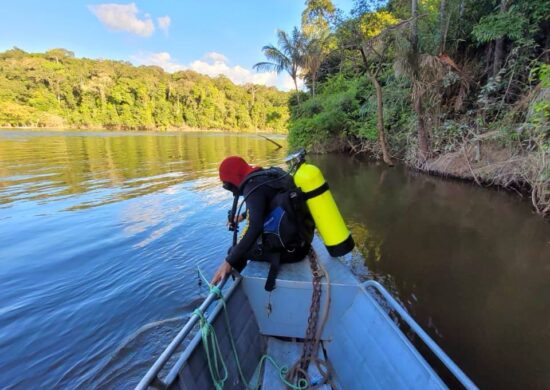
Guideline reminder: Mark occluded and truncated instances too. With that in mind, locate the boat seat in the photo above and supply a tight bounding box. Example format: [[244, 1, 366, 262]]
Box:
[[241, 239, 360, 340]]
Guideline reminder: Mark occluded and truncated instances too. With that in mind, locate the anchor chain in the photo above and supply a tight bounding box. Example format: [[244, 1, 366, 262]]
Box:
[[287, 248, 333, 389], [301, 248, 322, 370]]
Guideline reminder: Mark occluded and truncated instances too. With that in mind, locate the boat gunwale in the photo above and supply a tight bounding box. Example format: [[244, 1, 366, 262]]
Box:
[[361, 280, 477, 390], [135, 275, 236, 390], [164, 277, 244, 386]]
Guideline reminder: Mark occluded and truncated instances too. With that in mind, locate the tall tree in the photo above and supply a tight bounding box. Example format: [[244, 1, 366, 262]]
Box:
[[410, 0, 430, 160], [438, 0, 447, 53], [254, 28, 305, 92], [301, 0, 338, 96], [492, 0, 510, 77], [302, 34, 328, 96], [301, 0, 336, 37], [339, 10, 399, 165]]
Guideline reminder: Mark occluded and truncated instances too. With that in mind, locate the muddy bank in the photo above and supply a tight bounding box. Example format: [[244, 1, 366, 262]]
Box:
[[312, 135, 550, 217], [422, 143, 549, 217]]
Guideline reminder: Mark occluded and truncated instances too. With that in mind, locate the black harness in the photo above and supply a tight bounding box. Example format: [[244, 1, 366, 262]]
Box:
[[228, 168, 291, 291], [229, 168, 289, 245]]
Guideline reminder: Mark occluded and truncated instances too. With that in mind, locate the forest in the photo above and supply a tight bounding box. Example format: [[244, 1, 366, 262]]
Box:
[[0, 48, 289, 133], [254, 0, 549, 215]]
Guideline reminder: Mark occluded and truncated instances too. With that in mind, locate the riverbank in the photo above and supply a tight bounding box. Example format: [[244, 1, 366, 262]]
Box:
[[313, 135, 549, 218], [0, 125, 287, 135], [423, 145, 548, 217]]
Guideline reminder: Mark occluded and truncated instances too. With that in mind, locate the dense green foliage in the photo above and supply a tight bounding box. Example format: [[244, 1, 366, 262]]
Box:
[[290, 75, 372, 146], [272, 0, 549, 213], [0, 48, 289, 132], [289, 0, 549, 150]]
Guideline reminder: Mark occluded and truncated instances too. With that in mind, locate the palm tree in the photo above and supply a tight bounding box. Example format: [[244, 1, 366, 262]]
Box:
[[253, 27, 304, 92], [302, 34, 328, 96]]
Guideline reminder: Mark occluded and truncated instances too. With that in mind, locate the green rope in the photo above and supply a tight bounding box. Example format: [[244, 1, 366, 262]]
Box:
[[252, 355, 309, 390], [193, 308, 228, 390], [195, 267, 308, 390]]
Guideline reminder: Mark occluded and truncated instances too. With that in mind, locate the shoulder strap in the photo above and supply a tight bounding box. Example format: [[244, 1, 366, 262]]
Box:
[[238, 167, 283, 194], [231, 167, 288, 246]]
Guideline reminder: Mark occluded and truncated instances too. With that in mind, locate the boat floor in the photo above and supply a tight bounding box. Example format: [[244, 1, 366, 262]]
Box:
[[261, 337, 334, 390]]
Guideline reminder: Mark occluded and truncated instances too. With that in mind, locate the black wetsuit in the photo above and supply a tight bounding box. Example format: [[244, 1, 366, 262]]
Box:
[[225, 171, 309, 274]]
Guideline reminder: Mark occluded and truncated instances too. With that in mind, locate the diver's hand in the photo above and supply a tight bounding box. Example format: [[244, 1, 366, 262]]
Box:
[[211, 261, 233, 285], [226, 214, 245, 228]]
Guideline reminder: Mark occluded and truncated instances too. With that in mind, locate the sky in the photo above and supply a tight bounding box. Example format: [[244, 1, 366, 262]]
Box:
[[0, 0, 354, 90]]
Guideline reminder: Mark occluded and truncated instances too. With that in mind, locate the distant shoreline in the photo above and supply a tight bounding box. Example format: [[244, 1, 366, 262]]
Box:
[[0, 126, 287, 137]]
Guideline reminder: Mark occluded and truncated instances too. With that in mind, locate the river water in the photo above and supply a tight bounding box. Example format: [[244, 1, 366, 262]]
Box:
[[0, 130, 548, 389]]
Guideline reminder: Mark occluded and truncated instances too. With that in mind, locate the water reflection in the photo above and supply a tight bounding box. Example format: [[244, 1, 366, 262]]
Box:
[[312, 154, 550, 389], [0, 130, 285, 211], [0, 130, 287, 389]]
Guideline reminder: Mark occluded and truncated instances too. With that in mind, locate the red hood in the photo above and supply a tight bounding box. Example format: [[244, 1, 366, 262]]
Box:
[[219, 156, 261, 187]]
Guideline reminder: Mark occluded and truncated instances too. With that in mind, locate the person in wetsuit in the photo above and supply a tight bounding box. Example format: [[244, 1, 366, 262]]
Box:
[[211, 156, 311, 289]]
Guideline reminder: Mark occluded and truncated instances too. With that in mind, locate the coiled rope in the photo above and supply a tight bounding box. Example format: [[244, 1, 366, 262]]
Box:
[[196, 268, 308, 390]]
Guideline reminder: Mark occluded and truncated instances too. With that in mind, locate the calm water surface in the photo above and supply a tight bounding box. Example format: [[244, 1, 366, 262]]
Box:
[[0, 130, 548, 389]]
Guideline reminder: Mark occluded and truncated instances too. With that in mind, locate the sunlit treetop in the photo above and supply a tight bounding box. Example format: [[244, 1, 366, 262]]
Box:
[[359, 10, 400, 39], [301, 0, 337, 37]]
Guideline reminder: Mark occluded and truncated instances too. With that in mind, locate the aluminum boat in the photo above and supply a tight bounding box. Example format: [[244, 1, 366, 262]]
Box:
[[136, 239, 477, 389]]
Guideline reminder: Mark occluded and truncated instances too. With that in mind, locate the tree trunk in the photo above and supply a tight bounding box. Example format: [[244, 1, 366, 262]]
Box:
[[459, 0, 465, 18], [414, 86, 430, 160], [484, 43, 494, 77], [543, 20, 550, 63], [439, 0, 447, 54], [359, 45, 393, 166], [369, 73, 393, 166], [493, 0, 509, 77], [293, 77, 301, 103], [493, 40, 504, 77], [411, 0, 430, 160], [411, 0, 419, 52]]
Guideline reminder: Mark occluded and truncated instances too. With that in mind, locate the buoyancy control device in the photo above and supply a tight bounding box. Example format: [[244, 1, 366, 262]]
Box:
[[286, 149, 355, 257], [229, 166, 314, 252], [227, 165, 315, 291]]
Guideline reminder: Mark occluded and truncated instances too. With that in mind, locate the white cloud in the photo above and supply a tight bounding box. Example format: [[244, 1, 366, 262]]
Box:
[[132, 51, 301, 91], [204, 51, 228, 64], [133, 52, 185, 73], [89, 3, 155, 37], [157, 16, 171, 34]]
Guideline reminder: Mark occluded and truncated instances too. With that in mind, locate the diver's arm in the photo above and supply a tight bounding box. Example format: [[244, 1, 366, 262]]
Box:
[[225, 189, 266, 271]]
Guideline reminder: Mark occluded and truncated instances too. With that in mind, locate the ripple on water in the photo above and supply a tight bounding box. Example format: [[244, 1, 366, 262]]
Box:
[[5, 132, 547, 389], [0, 130, 288, 388]]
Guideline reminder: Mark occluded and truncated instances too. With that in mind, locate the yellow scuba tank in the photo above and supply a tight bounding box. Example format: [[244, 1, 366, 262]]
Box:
[[291, 152, 354, 257]]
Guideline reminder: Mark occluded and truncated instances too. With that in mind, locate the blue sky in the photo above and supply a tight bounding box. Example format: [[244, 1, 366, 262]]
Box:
[[0, 0, 354, 89]]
